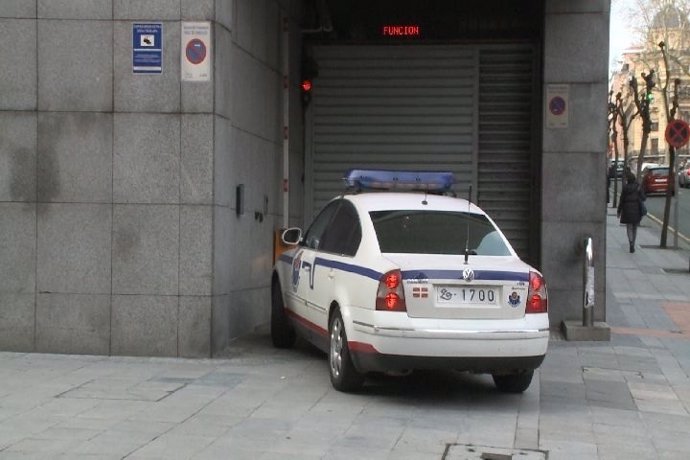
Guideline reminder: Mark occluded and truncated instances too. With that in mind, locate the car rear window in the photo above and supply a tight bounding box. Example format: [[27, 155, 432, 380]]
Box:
[[370, 210, 511, 256], [649, 168, 669, 176]]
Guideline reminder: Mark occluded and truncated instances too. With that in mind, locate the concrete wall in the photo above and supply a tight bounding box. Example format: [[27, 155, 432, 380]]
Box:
[[0, 0, 300, 357], [543, 0, 610, 324], [211, 0, 304, 352]]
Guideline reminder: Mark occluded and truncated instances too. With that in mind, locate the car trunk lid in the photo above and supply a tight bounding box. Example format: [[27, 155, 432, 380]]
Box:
[[383, 254, 532, 320]]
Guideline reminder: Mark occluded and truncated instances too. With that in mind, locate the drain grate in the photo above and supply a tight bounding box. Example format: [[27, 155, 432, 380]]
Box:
[[444, 444, 547, 460]]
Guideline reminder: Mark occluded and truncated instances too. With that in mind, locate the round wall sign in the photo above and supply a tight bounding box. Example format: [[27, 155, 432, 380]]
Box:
[[185, 38, 207, 65]]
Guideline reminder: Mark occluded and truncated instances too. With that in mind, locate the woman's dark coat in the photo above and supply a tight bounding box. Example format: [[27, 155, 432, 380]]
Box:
[[617, 181, 644, 225]]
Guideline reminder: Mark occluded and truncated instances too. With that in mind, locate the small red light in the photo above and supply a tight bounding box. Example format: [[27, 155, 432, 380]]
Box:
[[385, 273, 400, 289], [301, 79, 312, 92], [530, 274, 542, 291], [376, 269, 406, 311], [526, 272, 547, 314], [385, 293, 400, 310], [528, 295, 541, 311]]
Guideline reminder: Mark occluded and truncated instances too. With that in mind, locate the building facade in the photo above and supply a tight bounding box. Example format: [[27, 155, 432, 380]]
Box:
[[0, 0, 610, 357]]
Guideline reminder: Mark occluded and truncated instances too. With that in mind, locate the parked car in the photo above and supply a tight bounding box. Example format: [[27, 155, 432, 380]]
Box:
[[678, 162, 690, 188], [642, 166, 673, 195], [271, 169, 549, 393]]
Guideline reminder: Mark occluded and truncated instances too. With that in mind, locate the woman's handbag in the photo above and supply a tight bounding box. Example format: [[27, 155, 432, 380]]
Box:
[[640, 200, 648, 216]]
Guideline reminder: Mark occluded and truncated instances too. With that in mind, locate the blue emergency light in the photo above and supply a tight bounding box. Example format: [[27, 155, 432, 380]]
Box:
[[343, 169, 455, 193]]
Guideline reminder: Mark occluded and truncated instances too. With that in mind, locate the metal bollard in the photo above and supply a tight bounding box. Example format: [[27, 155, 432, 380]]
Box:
[[582, 237, 594, 327]]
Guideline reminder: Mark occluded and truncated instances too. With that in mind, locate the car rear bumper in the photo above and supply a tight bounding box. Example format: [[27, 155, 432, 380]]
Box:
[[645, 186, 669, 193], [345, 309, 549, 373], [350, 349, 546, 373]]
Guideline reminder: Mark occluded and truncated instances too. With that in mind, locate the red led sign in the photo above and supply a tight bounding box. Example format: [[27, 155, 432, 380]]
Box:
[[382, 25, 420, 37]]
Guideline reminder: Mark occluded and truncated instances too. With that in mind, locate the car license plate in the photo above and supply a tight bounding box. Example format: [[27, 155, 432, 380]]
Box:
[[436, 286, 497, 305]]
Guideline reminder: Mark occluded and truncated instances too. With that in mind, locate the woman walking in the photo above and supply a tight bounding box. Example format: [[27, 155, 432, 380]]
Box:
[[617, 171, 645, 253]]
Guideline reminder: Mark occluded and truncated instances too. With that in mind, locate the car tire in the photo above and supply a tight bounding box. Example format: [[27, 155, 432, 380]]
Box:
[[492, 370, 534, 393], [270, 277, 296, 349], [329, 309, 365, 392]]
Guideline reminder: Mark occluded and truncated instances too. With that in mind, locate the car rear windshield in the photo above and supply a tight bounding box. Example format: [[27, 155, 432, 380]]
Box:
[[370, 210, 511, 256], [649, 168, 669, 176]]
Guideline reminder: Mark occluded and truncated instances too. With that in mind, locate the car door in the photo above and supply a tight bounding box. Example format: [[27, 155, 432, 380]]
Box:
[[293, 201, 340, 338], [305, 200, 362, 336]]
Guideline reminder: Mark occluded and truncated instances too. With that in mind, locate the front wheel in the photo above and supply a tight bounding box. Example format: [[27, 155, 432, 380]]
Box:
[[492, 370, 534, 393], [329, 310, 365, 392]]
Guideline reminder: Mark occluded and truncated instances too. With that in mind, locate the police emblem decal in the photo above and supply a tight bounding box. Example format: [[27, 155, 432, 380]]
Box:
[[291, 251, 303, 291], [462, 267, 474, 282], [508, 291, 521, 307]]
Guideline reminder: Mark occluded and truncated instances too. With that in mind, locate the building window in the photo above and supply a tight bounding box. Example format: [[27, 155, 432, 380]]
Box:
[[651, 122, 659, 132], [651, 138, 659, 153]]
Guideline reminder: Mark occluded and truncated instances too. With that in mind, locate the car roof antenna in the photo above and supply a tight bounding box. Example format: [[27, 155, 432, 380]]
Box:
[[464, 185, 472, 265]]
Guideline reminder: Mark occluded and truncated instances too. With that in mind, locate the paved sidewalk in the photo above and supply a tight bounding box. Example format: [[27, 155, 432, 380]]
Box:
[[0, 209, 689, 459]]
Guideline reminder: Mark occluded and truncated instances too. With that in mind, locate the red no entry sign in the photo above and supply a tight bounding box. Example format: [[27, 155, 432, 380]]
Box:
[[665, 119, 690, 148]]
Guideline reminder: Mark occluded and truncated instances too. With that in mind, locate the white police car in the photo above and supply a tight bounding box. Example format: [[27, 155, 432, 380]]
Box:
[[271, 170, 549, 392]]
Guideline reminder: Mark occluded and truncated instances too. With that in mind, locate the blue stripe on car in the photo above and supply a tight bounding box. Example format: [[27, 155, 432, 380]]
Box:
[[279, 253, 527, 283], [314, 257, 383, 280]]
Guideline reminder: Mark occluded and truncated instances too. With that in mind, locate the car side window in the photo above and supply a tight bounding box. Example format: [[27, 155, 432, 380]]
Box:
[[320, 202, 362, 257], [302, 201, 339, 249]]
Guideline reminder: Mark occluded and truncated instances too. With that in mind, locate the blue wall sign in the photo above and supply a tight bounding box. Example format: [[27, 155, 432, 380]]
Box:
[[132, 23, 162, 74]]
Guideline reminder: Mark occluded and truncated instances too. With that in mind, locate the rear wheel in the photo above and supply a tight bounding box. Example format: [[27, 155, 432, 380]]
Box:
[[329, 310, 365, 392], [492, 370, 534, 393], [270, 277, 295, 348]]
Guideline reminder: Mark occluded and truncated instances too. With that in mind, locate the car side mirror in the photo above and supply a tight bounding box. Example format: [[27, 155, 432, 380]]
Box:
[[281, 227, 302, 245]]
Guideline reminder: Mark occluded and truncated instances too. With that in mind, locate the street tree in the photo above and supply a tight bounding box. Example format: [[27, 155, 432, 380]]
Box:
[[612, 0, 690, 247], [608, 92, 622, 206], [609, 86, 642, 207], [630, 71, 656, 179], [658, 42, 682, 247]]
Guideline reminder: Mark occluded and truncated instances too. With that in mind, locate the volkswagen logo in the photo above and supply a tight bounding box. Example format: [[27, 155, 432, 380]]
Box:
[[462, 267, 474, 282]]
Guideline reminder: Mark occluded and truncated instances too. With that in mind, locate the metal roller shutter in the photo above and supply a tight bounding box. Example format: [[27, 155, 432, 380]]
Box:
[[306, 44, 538, 261], [477, 45, 539, 260]]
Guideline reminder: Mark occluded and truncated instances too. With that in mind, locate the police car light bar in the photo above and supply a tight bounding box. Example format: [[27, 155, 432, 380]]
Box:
[[344, 169, 454, 193]]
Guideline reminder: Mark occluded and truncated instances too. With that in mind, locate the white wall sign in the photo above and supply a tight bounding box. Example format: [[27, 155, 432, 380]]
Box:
[[181, 22, 211, 82], [546, 84, 569, 129]]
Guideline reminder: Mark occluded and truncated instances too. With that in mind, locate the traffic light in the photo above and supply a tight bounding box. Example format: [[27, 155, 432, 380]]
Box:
[[301, 79, 313, 92], [301, 56, 318, 107], [645, 90, 654, 104]]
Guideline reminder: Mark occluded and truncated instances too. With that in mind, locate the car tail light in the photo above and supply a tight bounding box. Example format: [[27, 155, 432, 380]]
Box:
[[376, 270, 406, 311], [526, 271, 547, 314]]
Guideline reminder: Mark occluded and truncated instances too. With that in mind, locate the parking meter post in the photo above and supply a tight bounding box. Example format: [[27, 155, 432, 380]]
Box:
[[582, 237, 594, 328], [562, 236, 609, 340]]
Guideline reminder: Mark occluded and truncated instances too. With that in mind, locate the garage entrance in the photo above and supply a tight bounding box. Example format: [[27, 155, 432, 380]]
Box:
[[304, 43, 541, 263]]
